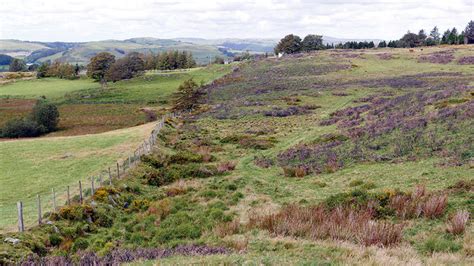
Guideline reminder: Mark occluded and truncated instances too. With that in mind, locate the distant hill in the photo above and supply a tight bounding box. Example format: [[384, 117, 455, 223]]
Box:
[[0, 38, 225, 65], [0, 36, 382, 65]]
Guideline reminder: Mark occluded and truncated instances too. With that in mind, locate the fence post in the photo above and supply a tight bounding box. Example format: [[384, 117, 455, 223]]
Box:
[[128, 156, 131, 168], [116, 162, 120, 179], [91, 177, 95, 196], [67, 186, 70, 205], [37, 195, 42, 225], [17, 202, 24, 232], [52, 188, 56, 212], [79, 181, 83, 204], [108, 167, 112, 185]]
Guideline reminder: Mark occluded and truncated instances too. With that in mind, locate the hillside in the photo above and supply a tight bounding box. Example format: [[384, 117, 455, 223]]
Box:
[[1, 45, 472, 264], [0, 36, 383, 66], [0, 38, 225, 65]]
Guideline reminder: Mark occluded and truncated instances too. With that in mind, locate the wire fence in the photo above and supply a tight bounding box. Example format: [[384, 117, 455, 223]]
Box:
[[0, 112, 178, 233]]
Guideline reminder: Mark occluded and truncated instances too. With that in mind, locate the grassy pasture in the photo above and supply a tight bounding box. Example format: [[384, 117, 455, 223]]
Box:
[[0, 78, 100, 99], [0, 122, 156, 231]]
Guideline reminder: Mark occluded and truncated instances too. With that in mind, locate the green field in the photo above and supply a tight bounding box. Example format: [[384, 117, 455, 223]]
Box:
[[0, 78, 100, 99], [0, 122, 156, 232], [0, 65, 231, 102]]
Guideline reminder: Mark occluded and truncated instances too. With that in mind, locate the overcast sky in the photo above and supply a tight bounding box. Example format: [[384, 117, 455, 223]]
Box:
[[0, 0, 472, 42]]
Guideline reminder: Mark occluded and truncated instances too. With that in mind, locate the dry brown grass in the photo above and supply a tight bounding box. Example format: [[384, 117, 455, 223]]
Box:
[[248, 204, 403, 247], [446, 210, 470, 235], [217, 161, 237, 173], [389, 185, 448, 219], [214, 219, 240, 237]]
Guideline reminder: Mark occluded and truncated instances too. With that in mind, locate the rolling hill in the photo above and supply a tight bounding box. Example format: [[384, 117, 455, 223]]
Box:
[[0, 36, 382, 66]]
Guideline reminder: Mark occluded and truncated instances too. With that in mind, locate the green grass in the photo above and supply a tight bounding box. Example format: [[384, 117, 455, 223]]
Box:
[[0, 78, 100, 99], [0, 123, 156, 232], [65, 65, 232, 104], [0, 65, 232, 103]]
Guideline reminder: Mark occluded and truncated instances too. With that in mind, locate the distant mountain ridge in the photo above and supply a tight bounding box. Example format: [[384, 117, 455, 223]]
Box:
[[0, 36, 382, 65]]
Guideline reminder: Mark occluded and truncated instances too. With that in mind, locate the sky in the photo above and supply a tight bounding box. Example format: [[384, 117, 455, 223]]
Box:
[[0, 0, 472, 42]]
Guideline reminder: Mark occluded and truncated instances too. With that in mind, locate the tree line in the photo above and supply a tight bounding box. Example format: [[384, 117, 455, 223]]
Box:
[[86, 50, 197, 84], [142, 51, 196, 71], [275, 20, 473, 54], [381, 21, 473, 48]]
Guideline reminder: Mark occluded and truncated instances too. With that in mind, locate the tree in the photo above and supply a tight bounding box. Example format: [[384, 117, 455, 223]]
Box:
[[429, 26, 440, 44], [378, 41, 387, 48], [36, 63, 49, 78], [448, 28, 458, 44], [9, 58, 26, 72], [441, 29, 451, 44], [274, 34, 302, 54], [30, 100, 60, 132], [87, 52, 115, 84], [458, 31, 465, 44], [105, 52, 145, 82], [301, 34, 324, 52], [418, 29, 427, 45], [465, 20, 474, 43], [400, 31, 421, 47], [172, 79, 203, 111]]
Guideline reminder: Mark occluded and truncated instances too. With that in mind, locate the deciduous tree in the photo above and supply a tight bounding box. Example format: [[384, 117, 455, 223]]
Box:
[[87, 52, 115, 84]]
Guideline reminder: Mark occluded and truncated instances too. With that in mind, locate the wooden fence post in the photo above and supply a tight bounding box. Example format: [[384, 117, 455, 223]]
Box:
[[108, 167, 112, 185], [116, 162, 120, 179], [52, 188, 56, 212], [79, 181, 83, 204], [67, 186, 70, 205], [91, 177, 95, 196], [17, 202, 24, 232], [37, 195, 42, 225]]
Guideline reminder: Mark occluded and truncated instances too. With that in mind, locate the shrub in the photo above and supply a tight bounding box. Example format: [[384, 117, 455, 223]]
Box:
[[56, 204, 94, 221], [446, 210, 469, 235], [169, 151, 204, 164], [72, 238, 89, 252], [30, 100, 60, 132], [1, 119, 44, 138], [49, 234, 63, 247]]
